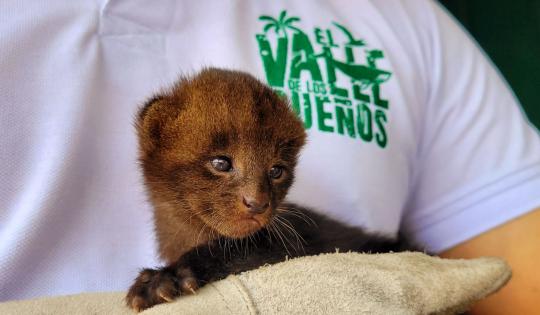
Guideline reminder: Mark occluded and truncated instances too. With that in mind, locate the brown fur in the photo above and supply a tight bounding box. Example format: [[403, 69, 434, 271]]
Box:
[[136, 68, 306, 263], [127, 68, 415, 312]]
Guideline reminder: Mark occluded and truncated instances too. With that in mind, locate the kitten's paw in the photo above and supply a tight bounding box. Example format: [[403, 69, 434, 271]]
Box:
[[126, 267, 199, 312]]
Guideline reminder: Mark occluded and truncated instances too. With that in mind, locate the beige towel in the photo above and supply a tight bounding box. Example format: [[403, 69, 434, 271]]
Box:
[[0, 252, 511, 315]]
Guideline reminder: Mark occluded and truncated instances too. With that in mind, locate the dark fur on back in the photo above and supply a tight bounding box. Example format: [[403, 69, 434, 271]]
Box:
[[127, 68, 415, 312]]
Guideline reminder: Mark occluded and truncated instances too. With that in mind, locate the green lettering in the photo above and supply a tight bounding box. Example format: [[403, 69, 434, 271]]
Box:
[[330, 83, 348, 98], [289, 32, 323, 81], [366, 50, 389, 109], [336, 106, 355, 138], [314, 28, 325, 45], [288, 79, 301, 92], [352, 83, 370, 103], [256, 34, 288, 88], [290, 91, 301, 116], [302, 93, 313, 129], [356, 103, 373, 141], [372, 84, 389, 109], [316, 96, 334, 132], [375, 109, 388, 148]]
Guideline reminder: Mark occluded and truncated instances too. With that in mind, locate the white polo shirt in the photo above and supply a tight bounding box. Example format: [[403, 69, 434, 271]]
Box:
[[1, 0, 540, 301]]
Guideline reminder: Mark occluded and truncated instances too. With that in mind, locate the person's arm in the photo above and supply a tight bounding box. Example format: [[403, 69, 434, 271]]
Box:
[[441, 208, 540, 314], [398, 2, 540, 311]]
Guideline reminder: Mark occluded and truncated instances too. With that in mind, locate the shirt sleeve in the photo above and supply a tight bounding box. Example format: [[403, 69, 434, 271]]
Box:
[[401, 0, 540, 253]]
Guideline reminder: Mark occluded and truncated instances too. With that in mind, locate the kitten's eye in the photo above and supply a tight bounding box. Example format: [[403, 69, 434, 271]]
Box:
[[211, 156, 233, 172], [269, 166, 284, 179]]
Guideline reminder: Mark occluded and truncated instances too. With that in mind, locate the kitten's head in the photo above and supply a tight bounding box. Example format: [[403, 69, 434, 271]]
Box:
[[136, 68, 306, 239]]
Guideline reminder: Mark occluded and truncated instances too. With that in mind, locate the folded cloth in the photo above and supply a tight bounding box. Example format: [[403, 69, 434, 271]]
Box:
[[0, 252, 511, 315]]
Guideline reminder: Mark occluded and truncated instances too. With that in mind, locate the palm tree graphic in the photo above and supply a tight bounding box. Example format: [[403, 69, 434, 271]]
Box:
[[259, 10, 302, 37]]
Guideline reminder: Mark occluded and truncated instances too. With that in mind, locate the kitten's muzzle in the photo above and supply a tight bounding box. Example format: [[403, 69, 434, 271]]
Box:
[[242, 196, 270, 215]]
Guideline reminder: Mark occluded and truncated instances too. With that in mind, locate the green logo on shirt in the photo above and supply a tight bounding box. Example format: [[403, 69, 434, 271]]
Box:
[[256, 11, 392, 148]]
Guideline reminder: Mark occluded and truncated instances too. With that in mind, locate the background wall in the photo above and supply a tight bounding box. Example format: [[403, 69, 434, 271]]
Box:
[[440, 0, 540, 128]]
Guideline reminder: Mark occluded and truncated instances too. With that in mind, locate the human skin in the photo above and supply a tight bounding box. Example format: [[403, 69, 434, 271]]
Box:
[[441, 208, 540, 314]]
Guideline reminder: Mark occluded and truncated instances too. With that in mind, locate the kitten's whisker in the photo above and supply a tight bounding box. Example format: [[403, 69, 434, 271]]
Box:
[[269, 220, 292, 257], [224, 238, 231, 260], [275, 216, 307, 245], [195, 224, 209, 255], [275, 216, 306, 254], [273, 217, 301, 254], [180, 209, 211, 224], [277, 206, 317, 227], [248, 233, 258, 250], [233, 238, 240, 253], [263, 224, 275, 246]]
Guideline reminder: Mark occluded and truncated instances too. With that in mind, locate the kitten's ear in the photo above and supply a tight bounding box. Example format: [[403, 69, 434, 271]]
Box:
[[135, 94, 167, 154], [138, 95, 165, 123]]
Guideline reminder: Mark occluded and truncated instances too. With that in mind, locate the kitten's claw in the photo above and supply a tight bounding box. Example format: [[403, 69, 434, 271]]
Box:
[[156, 286, 176, 302], [180, 276, 199, 295], [130, 296, 146, 313], [126, 267, 198, 312]]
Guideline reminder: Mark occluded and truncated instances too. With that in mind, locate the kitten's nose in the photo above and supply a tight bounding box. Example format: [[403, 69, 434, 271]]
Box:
[[242, 196, 270, 214]]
